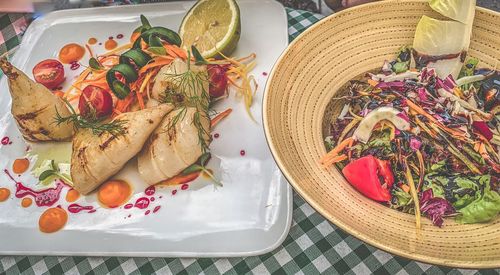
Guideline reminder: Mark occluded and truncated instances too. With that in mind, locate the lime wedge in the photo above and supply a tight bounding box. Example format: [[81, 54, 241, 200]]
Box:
[[179, 0, 241, 58]]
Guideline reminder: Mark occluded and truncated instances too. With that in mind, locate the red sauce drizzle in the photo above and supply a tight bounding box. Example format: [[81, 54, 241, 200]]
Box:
[[124, 203, 133, 209], [214, 133, 220, 139], [68, 203, 95, 214], [145, 210, 151, 215], [145, 186, 156, 196], [4, 169, 66, 207], [181, 184, 189, 191], [1, 137, 12, 145], [262, 72, 268, 76], [153, 206, 161, 213], [150, 197, 155, 202], [134, 197, 150, 209], [240, 150, 246, 156], [171, 190, 177, 195], [70, 62, 80, 70], [117, 34, 124, 39]]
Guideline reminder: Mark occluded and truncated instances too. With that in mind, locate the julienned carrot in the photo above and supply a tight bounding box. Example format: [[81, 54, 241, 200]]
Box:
[[211, 108, 233, 128], [164, 44, 187, 59], [139, 57, 174, 75], [406, 99, 465, 138], [85, 44, 94, 58], [320, 137, 354, 167], [158, 171, 201, 186], [114, 94, 135, 114], [367, 79, 379, 87], [64, 68, 91, 97], [102, 42, 133, 56], [328, 154, 348, 165]]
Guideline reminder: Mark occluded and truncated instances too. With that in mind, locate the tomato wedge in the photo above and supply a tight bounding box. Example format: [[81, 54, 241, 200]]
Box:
[[78, 85, 113, 119], [32, 59, 65, 90]]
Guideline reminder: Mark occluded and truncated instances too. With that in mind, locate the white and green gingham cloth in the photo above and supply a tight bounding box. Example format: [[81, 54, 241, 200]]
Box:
[[0, 7, 499, 275]]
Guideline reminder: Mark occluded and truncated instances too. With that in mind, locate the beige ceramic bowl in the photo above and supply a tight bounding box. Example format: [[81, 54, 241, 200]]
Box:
[[263, 0, 500, 268]]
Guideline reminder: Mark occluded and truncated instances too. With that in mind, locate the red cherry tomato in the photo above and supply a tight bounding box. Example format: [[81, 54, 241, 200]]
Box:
[[78, 85, 113, 119], [32, 59, 66, 90], [207, 65, 228, 98]]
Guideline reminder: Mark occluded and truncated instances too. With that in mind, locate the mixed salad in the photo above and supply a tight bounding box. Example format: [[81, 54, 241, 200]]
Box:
[[321, 0, 499, 227]]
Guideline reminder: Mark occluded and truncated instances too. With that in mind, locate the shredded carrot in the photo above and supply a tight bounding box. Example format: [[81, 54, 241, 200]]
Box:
[[114, 94, 135, 114], [367, 79, 379, 87], [164, 44, 187, 59], [407, 99, 466, 139], [101, 42, 133, 56], [401, 184, 410, 193], [85, 44, 94, 58], [211, 109, 233, 128], [53, 91, 65, 98], [328, 154, 348, 165], [139, 57, 174, 75], [64, 68, 91, 99], [320, 137, 354, 167], [158, 171, 201, 186]]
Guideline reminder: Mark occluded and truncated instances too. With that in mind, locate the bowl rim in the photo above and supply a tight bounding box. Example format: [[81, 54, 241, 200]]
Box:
[[262, 0, 500, 269]]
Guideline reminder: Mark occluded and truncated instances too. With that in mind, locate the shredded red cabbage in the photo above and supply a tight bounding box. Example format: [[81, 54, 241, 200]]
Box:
[[420, 189, 456, 227]]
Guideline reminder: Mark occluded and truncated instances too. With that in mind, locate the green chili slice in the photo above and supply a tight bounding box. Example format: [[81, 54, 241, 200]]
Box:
[[106, 64, 138, 99], [141, 27, 182, 47], [119, 49, 151, 68], [140, 14, 152, 30]]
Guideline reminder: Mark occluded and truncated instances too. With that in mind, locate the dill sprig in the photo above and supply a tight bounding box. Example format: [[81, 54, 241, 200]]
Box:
[[159, 51, 212, 152], [54, 99, 127, 136]]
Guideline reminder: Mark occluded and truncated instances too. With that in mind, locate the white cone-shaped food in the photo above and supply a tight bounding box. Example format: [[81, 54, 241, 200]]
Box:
[[151, 58, 209, 102], [137, 107, 210, 185], [71, 104, 173, 194], [0, 59, 73, 141], [412, 0, 476, 79]]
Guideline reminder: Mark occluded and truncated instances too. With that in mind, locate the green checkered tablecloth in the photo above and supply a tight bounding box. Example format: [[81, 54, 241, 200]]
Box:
[[0, 7, 499, 275]]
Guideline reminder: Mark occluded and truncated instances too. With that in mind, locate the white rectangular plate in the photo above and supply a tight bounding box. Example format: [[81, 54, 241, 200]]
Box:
[[0, 0, 292, 257]]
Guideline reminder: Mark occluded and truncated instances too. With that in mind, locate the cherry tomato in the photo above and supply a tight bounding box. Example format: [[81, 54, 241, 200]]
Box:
[[32, 59, 65, 89], [78, 85, 113, 119], [207, 65, 228, 98]]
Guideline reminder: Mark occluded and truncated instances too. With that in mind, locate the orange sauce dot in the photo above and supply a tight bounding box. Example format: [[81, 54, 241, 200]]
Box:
[[88, 37, 97, 45], [12, 158, 30, 174], [104, 39, 118, 50], [21, 197, 32, 208], [66, 189, 80, 203], [39, 207, 68, 233], [97, 180, 132, 208], [58, 43, 85, 64], [0, 188, 10, 202]]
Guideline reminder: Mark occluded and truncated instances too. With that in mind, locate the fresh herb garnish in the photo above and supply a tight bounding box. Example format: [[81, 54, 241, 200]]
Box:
[[89, 57, 103, 70], [182, 153, 222, 187], [159, 51, 212, 152], [192, 46, 208, 65], [54, 99, 127, 136]]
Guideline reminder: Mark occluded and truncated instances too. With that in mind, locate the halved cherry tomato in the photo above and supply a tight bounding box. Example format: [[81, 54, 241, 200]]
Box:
[[207, 65, 228, 98], [78, 85, 113, 119], [32, 59, 65, 89]]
